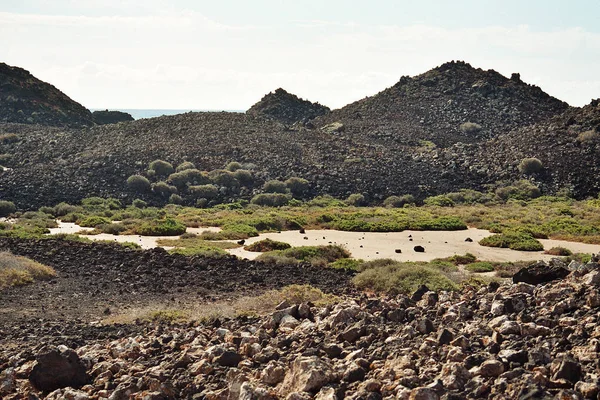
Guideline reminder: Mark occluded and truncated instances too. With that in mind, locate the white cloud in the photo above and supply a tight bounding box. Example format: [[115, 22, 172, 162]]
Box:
[[2, 10, 599, 109]]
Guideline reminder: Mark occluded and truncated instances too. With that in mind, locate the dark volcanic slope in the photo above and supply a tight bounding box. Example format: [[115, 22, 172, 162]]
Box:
[[440, 99, 600, 196], [247, 88, 330, 124], [0, 63, 93, 127], [315, 61, 568, 147]]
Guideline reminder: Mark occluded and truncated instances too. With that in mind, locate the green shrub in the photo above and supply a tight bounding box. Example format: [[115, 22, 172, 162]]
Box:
[[132, 199, 147, 208], [412, 216, 467, 231], [226, 161, 243, 172], [233, 169, 254, 187], [545, 247, 573, 256], [353, 260, 458, 293], [244, 238, 292, 252], [258, 245, 350, 266], [251, 193, 291, 207], [168, 169, 210, 188], [176, 161, 196, 172], [127, 175, 151, 193], [383, 195, 415, 208], [446, 189, 487, 204], [209, 169, 239, 188], [189, 184, 219, 200], [0, 200, 16, 217], [465, 262, 494, 273], [263, 180, 288, 194], [444, 253, 477, 265], [346, 193, 366, 206], [135, 218, 187, 236], [78, 216, 112, 227], [97, 223, 128, 235], [308, 195, 347, 208], [169, 193, 183, 205], [479, 232, 544, 251], [54, 202, 80, 217], [285, 177, 310, 198], [424, 195, 454, 207], [459, 122, 482, 134], [518, 157, 543, 174], [495, 180, 541, 201], [152, 181, 177, 197], [149, 159, 174, 176], [329, 258, 362, 271], [221, 224, 259, 237]]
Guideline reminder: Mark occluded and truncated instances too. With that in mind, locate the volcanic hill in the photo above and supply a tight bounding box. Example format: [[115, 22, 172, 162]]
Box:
[[0, 62, 93, 127]]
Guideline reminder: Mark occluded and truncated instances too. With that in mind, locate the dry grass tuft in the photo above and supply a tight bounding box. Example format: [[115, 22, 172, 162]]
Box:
[[0, 252, 56, 289]]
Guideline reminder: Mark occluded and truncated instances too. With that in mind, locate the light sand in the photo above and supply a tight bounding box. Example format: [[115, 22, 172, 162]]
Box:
[[49, 222, 599, 262]]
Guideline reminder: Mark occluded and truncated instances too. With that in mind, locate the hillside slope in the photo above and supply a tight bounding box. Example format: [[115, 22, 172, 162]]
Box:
[[0, 63, 93, 127], [247, 88, 330, 124]]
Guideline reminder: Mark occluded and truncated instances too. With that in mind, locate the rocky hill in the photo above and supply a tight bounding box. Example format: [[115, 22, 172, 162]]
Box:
[[315, 61, 568, 147], [247, 88, 330, 124], [0, 63, 93, 127]]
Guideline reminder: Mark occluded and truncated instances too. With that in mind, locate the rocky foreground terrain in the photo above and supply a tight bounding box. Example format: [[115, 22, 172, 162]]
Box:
[[0, 61, 598, 208], [1, 236, 600, 398]]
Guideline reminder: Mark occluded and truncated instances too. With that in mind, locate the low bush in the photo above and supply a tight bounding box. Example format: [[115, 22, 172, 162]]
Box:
[[545, 247, 573, 256], [169, 194, 183, 205], [258, 245, 350, 266], [176, 161, 196, 172], [134, 218, 187, 236], [97, 223, 128, 235], [152, 181, 177, 197], [189, 184, 219, 200], [383, 195, 415, 208], [149, 159, 174, 176], [329, 258, 362, 271], [495, 180, 541, 201], [479, 232, 544, 251], [465, 262, 494, 273], [518, 157, 543, 174], [0, 200, 16, 217], [132, 199, 147, 208], [127, 175, 151, 193], [168, 169, 210, 188], [346, 193, 366, 206], [78, 216, 112, 228], [251, 193, 291, 207], [244, 238, 291, 252], [424, 195, 454, 207], [225, 161, 243, 172], [263, 180, 288, 194], [209, 169, 239, 188], [285, 177, 310, 198], [233, 169, 254, 187], [459, 122, 482, 134], [443, 253, 477, 265]]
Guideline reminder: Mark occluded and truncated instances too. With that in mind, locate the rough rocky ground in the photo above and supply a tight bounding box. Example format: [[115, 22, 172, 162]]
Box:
[[0, 238, 353, 345], [2, 252, 600, 399], [247, 89, 330, 125]]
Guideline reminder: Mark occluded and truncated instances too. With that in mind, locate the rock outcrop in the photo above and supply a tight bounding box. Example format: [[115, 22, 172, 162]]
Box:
[[247, 88, 330, 125], [92, 110, 134, 125]]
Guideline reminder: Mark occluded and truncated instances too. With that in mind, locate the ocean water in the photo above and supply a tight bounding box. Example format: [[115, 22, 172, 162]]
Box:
[[91, 109, 244, 120]]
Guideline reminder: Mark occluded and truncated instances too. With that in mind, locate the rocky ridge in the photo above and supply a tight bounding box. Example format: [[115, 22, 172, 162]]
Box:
[[2, 258, 600, 398], [0, 63, 93, 127], [247, 88, 330, 125], [92, 110, 135, 125]]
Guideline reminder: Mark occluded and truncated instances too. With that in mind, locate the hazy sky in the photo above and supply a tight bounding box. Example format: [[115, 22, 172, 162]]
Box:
[[2, 0, 599, 109]]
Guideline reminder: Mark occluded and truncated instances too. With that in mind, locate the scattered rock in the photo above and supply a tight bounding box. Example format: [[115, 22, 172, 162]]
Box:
[[29, 348, 89, 391]]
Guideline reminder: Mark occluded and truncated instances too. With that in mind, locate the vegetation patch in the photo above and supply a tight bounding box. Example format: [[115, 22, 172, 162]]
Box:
[[479, 232, 544, 251], [244, 238, 291, 252], [465, 262, 495, 273], [544, 246, 573, 256], [353, 259, 459, 294], [0, 252, 56, 289], [134, 218, 187, 236], [257, 245, 350, 267]]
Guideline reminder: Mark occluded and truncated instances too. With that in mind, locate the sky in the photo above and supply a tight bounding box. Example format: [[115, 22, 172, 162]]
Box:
[[1, 0, 599, 110]]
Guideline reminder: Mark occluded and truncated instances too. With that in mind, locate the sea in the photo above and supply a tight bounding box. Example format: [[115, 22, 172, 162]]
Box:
[[91, 109, 244, 120]]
